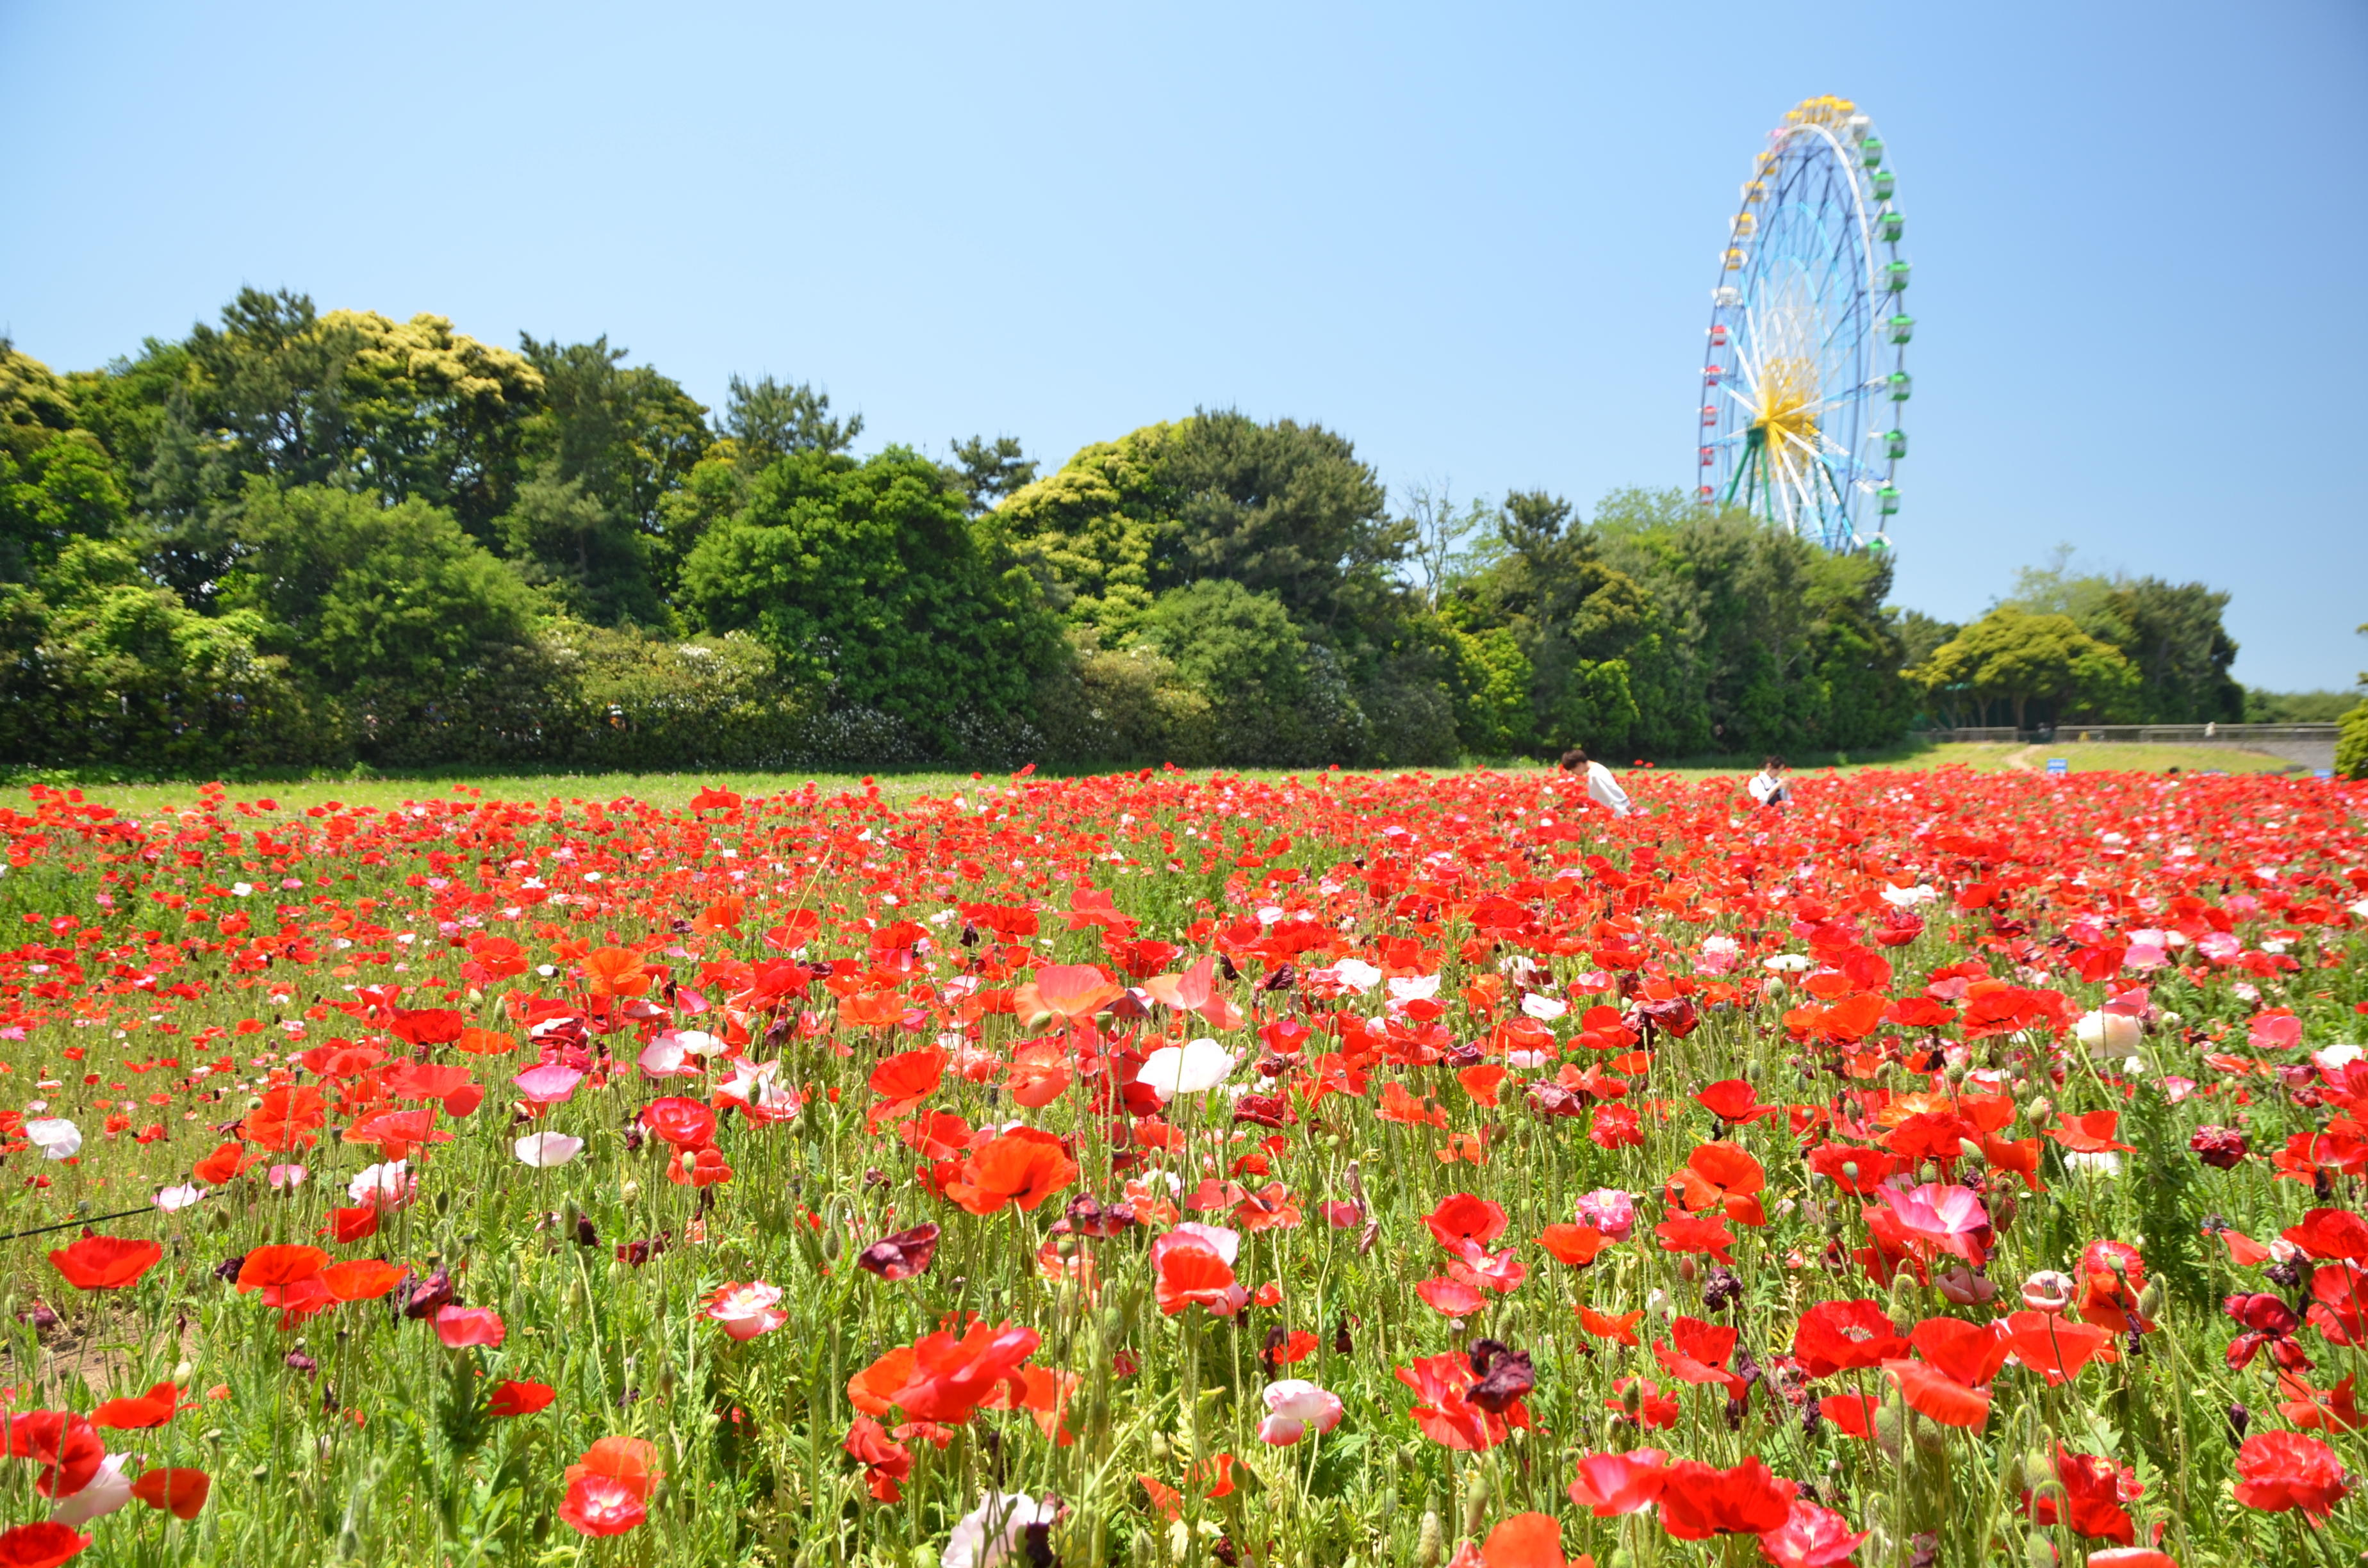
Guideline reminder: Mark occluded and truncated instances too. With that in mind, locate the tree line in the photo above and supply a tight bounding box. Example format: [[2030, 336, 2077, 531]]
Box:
[[0, 288, 2271, 773]]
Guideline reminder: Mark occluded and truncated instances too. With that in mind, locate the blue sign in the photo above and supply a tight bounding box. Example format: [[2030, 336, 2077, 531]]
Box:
[[2045, 758, 2068, 776]]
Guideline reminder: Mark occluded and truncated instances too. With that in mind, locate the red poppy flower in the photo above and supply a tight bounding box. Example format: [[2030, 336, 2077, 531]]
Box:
[[1568, 1448, 1668, 1515], [558, 1475, 646, 1537], [1538, 1223, 1611, 1266], [323, 1206, 380, 1244], [640, 1096, 718, 1148], [1474, 1512, 1573, 1568], [92, 1382, 181, 1429], [847, 1319, 1040, 1425], [48, 1235, 161, 1291], [1667, 1143, 1766, 1226], [129, 1467, 210, 1519], [1152, 1232, 1247, 1318], [1415, 1277, 1487, 1317], [1694, 1079, 1779, 1123], [843, 1416, 914, 1502], [486, 1380, 556, 1417], [2233, 1430, 2351, 1522], [565, 1435, 661, 1500], [1883, 1359, 1991, 1429], [433, 1305, 506, 1348], [1652, 1213, 1736, 1264], [2, 1410, 104, 1499], [1577, 1305, 1645, 1346], [1805, 1142, 1896, 1195], [1756, 1499, 1870, 1568], [1396, 1353, 1527, 1451], [654, 1142, 724, 1186], [240, 1085, 325, 1150], [190, 1141, 256, 1186], [1998, 1310, 2118, 1384], [236, 1245, 330, 1292], [2020, 1448, 2135, 1543], [0, 1523, 91, 1568], [2047, 1110, 2135, 1154], [1424, 1193, 1510, 1250], [1791, 1299, 1906, 1378], [1656, 1455, 1795, 1540], [2284, 1207, 2368, 1263], [324, 1260, 410, 1302], [943, 1128, 1080, 1216]]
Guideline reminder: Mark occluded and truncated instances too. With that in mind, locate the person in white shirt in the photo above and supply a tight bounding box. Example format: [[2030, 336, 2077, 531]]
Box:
[[1557, 746, 1635, 817], [1747, 756, 1790, 808]]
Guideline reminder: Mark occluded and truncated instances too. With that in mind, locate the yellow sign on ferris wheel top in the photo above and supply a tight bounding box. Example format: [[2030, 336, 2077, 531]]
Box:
[[1785, 96, 1859, 126]]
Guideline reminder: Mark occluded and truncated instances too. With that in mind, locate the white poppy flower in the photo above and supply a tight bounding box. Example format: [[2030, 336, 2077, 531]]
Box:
[[942, 1492, 1058, 1568], [24, 1118, 81, 1160], [2073, 1009, 2141, 1057], [513, 1132, 585, 1168], [1137, 1038, 1237, 1102], [154, 1183, 208, 1213], [51, 1453, 133, 1524], [1520, 992, 1568, 1021], [1325, 958, 1383, 993]]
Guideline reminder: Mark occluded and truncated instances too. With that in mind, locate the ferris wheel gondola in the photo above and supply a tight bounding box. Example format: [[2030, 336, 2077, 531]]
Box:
[[1694, 95, 1910, 555]]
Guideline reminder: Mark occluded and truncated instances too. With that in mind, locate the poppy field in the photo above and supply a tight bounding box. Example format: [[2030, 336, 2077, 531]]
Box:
[[0, 764, 2362, 1568]]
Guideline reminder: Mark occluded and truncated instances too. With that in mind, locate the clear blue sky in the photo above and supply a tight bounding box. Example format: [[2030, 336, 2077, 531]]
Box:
[[5, 1, 2363, 690]]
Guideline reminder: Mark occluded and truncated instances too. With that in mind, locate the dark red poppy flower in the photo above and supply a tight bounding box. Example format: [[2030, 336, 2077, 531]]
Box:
[[855, 1223, 941, 1281]]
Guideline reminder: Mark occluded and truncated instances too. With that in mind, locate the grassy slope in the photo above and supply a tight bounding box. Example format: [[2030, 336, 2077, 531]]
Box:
[[0, 741, 2299, 817]]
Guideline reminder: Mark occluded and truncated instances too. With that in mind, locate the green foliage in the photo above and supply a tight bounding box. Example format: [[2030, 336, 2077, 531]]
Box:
[[2245, 687, 2360, 723], [680, 447, 1059, 756], [513, 336, 711, 620], [222, 484, 555, 762], [949, 434, 1039, 516], [0, 431, 131, 580], [2337, 701, 2368, 781], [722, 373, 862, 461], [2005, 554, 2243, 723], [1914, 605, 2139, 730], [0, 540, 327, 769], [535, 620, 813, 768]]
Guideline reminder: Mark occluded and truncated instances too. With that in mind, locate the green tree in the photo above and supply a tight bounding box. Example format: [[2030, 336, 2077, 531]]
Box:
[[0, 434, 132, 580], [950, 435, 1039, 516], [1913, 605, 2138, 730], [678, 447, 1058, 754], [2004, 553, 2242, 722], [723, 375, 862, 462], [136, 291, 544, 600], [997, 410, 1405, 643], [0, 539, 322, 769], [511, 337, 709, 621], [221, 484, 550, 758]]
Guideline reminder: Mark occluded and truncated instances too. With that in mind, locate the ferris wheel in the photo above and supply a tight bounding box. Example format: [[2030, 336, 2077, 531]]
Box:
[[1695, 95, 1910, 554]]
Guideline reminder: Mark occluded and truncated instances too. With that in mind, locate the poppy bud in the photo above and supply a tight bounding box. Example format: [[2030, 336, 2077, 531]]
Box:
[[1999, 1448, 2025, 1493], [1461, 1469, 1491, 1537], [2136, 1279, 2164, 1324], [1416, 1508, 1444, 1567], [1886, 1270, 1921, 1333], [1677, 1255, 1698, 1285]]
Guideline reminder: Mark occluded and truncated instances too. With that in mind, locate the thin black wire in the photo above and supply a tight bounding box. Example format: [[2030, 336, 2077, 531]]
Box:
[[0, 1205, 156, 1243]]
